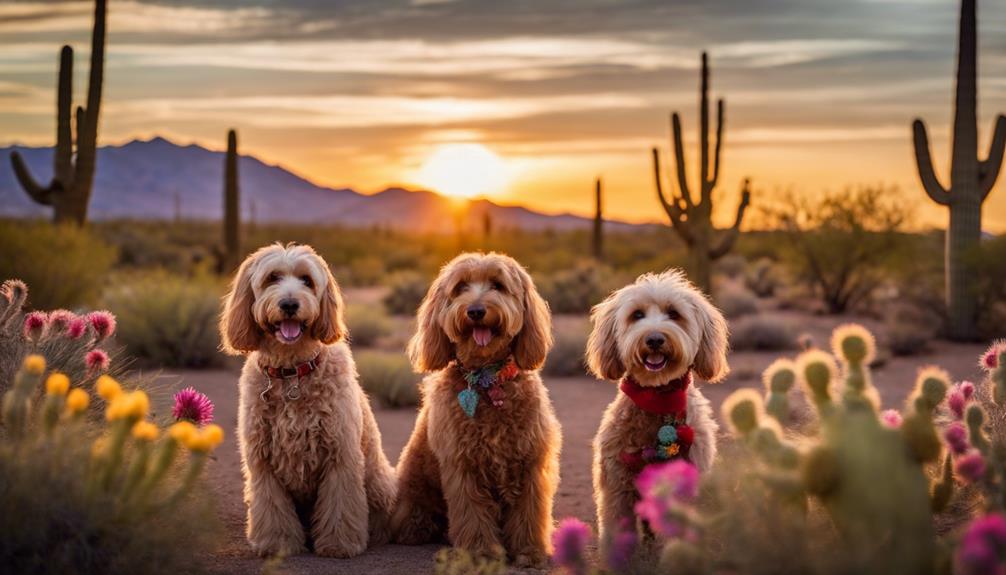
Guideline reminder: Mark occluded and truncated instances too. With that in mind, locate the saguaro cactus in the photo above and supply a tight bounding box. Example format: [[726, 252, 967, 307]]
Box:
[[912, 0, 1006, 340], [652, 52, 750, 294], [223, 129, 240, 272], [593, 178, 603, 261], [9, 0, 106, 226]]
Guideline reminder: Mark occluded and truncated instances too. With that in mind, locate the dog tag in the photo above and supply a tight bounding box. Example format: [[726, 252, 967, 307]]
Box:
[[458, 388, 479, 418]]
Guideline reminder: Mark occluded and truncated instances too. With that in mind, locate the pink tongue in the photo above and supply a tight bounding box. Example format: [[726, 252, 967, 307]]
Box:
[[473, 326, 493, 347], [279, 319, 302, 340]]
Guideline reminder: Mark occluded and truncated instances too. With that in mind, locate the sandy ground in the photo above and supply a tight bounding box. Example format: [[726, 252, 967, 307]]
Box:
[[152, 316, 990, 575]]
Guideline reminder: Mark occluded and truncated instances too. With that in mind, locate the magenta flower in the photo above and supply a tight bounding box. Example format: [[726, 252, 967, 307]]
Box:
[[957, 513, 1006, 575], [173, 386, 215, 425], [955, 452, 988, 484], [552, 518, 591, 574], [87, 311, 116, 341], [961, 380, 976, 400], [948, 389, 968, 420], [66, 317, 86, 339], [85, 349, 110, 374], [944, 423, 970, 455], [605, 518, 638, 573], [982, 341, 1006, 372], [880, 409, 903, 429], [23, 312, 47, 342], [47, 309, 76, 335], [634, 460, 699, 538]]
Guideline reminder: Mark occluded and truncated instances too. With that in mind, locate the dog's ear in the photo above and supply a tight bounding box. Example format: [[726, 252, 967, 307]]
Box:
[[690, 291, 730, 383], [312, 262, 346, 344], [407, 273, 453, 373], [586, 294, 625, 381], [220, 252, 262, 355], [512, 264, 553, 371]]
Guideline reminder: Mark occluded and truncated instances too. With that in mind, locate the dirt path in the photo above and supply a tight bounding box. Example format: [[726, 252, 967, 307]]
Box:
[[156, 337, 988, 575]]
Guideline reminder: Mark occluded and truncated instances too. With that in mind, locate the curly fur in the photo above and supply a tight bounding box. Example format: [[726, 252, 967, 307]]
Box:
[[221, 243, 396, 558], [586, 270, 728, 557], [391, 252, 562, 569]]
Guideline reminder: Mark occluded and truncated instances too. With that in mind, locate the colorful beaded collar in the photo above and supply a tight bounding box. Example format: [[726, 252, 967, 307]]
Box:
[[453, 357, 520, 418], [618, 371, 695, 472]]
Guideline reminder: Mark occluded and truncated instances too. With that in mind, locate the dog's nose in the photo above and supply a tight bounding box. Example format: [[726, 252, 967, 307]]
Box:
[[646, 333, 666, 350], [466, 304, 487, 322], [279, 299, 300, 317]]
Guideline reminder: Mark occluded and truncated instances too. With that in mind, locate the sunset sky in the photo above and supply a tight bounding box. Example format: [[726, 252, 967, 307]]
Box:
[[3, 0, 1006, 231]]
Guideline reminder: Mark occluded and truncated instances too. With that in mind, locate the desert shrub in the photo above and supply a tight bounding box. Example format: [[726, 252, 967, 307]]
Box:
[[345, 303, 392, 348], [538, 261, 627, 314], [762, 186, 911, 314], [744, 257, 781, 298], [345, 255, 386, 287], [969, 235, 1006, 339], [714, 253, 748, 280], [103, 272, 224, 369], [356, 350, 420, 407], [0, 222, 116, 310], [883, 302, 939, 356], [544, 321, 589, 377], [1, 358, 221, 574], [729, 315, 796, 351], [383, 271, 430, 316], [715, 285, 759, 319]]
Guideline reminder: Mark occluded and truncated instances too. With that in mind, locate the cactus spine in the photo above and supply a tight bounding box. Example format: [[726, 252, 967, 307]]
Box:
[[653, 52, 750, 294], [912, 0, 1006, 340], [223, 129, 240, 272], [9, 0, 106, 226], [593, 178, 603, 261]]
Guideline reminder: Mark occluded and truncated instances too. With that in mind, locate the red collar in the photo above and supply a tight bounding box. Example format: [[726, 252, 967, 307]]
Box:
[[260, 353, 321, 380], [619, 371, 691, 416]]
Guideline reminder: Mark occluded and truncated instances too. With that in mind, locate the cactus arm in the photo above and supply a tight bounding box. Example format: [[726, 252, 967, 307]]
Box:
[[912, 119, 951, 206], [54, 45, 73, 186], [83, 0, 105, 139], [980, 114, 1006, 198], [671, 112, 695, 208], [709, 178, 750, 260], [653, 147, 693, 243], [930, 453, 954, 512], [699, 52, 709, 199], [708, 98, 724, 192], [11, 152, 54, 205]]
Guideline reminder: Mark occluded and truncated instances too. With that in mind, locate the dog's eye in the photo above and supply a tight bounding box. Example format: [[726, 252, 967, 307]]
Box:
[[630, 310, 645, 321], [490, 281, 505, 292], [453, 282, 469, 296], [265, 272, 280, 285], [300, 275, 314, 288], [667, 307, 681, 320]]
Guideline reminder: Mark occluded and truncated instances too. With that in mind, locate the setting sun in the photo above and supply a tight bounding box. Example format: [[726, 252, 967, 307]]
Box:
[[415, 143, 509, 199]]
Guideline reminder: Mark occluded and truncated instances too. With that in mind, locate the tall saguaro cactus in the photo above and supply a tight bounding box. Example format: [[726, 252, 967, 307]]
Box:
[[223, 129, 241, 273], [912, 0, 1006, 341], [593, 178, 604, 261], [9, 0, 106, 226], [652, 52, 750, 294]]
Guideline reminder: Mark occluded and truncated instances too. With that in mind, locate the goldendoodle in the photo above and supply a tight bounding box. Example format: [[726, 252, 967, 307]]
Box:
[[391, 252, 562, 568], [586, 270, 728, 557], [220, 243, 396, 558]]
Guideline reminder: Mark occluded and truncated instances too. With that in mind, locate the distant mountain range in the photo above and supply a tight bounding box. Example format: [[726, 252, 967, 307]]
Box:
[[0, 137, 636, 233]]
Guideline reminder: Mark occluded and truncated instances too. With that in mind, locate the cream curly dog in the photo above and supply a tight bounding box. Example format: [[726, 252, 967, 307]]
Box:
[[220, 243, 396, 558], [391, 252, 562, 568], [586, 270, 728, 558]]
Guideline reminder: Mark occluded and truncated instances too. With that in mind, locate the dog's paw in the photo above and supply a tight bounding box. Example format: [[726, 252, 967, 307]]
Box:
[[512, 549, 550, 569], [314, 529, 368, 558], [249, 537, 306, 558]]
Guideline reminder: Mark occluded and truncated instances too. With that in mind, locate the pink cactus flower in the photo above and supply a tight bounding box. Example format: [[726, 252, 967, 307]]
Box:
[[552, 518, 591, 574], [982, 341, 1006, 372], [944, 423, 970, 455], [957, 513, 1006, 575], [85, 349, 110, 374], [634, 460, 699, 538], [172, 386, 215, 425], [880, 409, 903, 429], [22, 312, 47, 342], [955, 452, 988, 484], [606, 518, 638, 573], [66, 317, 87, 339], [948, 389, 968, 420], [87, 311, 116, 341], [961, 380, 976, 400], [47, 309, 76, 335]]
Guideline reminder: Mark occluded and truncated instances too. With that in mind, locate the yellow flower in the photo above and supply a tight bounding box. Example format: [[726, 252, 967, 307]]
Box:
[[66, 388, 90, 414], [23, 354, 45, 375], [105, 390, 150, 422], [96, 375, 122, 401], [45, 373, 70, 396], [169, 421, 197, 443], [128, 391, 150, 419], [183, 424, 225, 453], [132, 420, 160, 442], [203, 424, 225, 449]]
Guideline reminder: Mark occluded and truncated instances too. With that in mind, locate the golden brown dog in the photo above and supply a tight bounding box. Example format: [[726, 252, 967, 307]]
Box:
[[586, 270, 728, 558], [220, 243, 396, 558], [391, 252, 561, 568]]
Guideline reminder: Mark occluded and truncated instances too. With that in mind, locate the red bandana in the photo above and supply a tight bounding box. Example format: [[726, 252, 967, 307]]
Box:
[[619, 371, 692, 416]]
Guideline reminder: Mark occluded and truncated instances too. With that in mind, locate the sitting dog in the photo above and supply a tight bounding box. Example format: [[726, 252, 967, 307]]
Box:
[[391, 252, 561, 568], [220, 243, 396, 558], [586, 270, 728, 556]]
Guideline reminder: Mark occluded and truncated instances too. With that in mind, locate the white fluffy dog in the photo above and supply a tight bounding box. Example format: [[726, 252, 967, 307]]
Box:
[[220, 243, 396, 558], [586, 270, 728, 555]]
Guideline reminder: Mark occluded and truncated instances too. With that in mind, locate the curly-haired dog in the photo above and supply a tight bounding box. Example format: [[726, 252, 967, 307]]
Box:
[[391, 252, 561, 568], [220, 243, 396, 558], [586, 270, 728, 557]]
